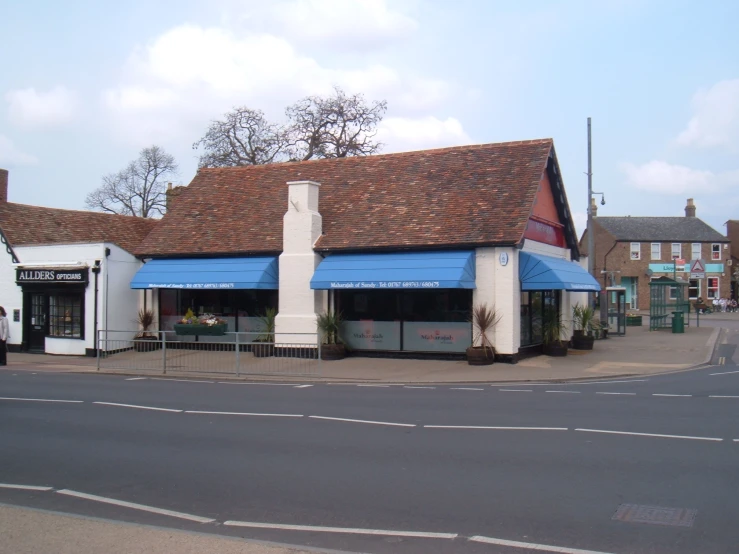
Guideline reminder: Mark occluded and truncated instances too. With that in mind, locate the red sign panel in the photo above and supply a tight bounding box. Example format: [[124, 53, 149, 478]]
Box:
[[524, 218, 566, 248]]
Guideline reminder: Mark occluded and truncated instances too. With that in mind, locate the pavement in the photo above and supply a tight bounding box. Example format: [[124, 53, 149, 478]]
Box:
[[0, 504, 339, 554], [4, 314, 727, 384]]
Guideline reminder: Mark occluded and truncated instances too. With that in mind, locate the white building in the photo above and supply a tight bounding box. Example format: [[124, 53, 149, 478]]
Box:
[[0, 169, 157, 355]]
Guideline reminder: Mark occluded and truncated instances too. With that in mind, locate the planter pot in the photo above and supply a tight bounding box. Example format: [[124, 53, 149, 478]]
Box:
[[573, 329, 584, 338], [134, 335, 160, 353], [466, 346, 495, 366], [173, 323, 227, 336], [571, 334, 595, 350], [252, 341, 275, 358], [542, 342, 568, 357], [321, 343, 346, 361], [626, 316, 642, 327]]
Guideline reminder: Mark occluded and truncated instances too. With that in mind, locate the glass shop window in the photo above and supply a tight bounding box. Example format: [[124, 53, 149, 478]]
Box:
[[49, 295, 82, 338]]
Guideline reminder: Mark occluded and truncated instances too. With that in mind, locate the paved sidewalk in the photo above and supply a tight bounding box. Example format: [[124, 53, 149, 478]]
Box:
[[4, 321, 721, 384], [0, 504, 336, 554]]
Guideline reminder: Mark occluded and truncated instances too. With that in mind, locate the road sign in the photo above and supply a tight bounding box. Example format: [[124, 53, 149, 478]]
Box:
[[690, 259, 705, 279]]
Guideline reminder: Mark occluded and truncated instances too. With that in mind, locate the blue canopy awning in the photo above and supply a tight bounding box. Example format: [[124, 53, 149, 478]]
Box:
[[310, 251, 476, 290], [130, 257, 279, 290], [519, 252, 601, 292]]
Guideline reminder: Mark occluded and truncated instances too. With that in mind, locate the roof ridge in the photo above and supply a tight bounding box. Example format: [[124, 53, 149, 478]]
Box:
[[198, 138, 555, 173]]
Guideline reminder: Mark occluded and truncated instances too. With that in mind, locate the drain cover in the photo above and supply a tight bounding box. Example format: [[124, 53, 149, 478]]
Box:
[[612, 504, 697, 527]]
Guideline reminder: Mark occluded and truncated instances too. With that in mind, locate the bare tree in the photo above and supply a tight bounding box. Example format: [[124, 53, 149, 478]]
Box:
[[193, 88, 387, 167], [286, 86, 387, 161], [85, 146, 178, 218], [193, 108, 289, 168]]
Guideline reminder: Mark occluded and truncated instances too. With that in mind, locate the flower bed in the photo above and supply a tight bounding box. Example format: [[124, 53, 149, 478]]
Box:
[[626, 315, 642, 327], [174, 310, 228, 336]]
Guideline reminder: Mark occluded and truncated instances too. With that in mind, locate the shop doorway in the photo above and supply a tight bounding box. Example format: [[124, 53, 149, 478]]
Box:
[[29, 293, 47, 351]]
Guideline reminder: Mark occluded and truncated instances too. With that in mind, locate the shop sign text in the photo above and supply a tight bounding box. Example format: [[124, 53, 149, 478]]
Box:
[[330, 281, 440, 289], [16, 268, 89, 284]]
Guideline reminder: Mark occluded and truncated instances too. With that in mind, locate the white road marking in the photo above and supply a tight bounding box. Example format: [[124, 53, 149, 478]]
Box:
[[124, 377, 147, 381], [0, 483, 53, 491], [404, 386, 436, 389], [595, 392, 636, 396], [216, 382, 300, 386], [56, 489, 215, 523], [575, 428, 722, 442], [709, 395, 739, 398], [0, 397, 83, 404], [546, 390, 580, 394], [652, 394, 692, 397], [92, 401, 181, 413], [718, 357, 726, 365], [451, 387, 484, 391], [293, 384, 313, 388], [185, 411, 303, 418], [498, 389, 533, 392], [309, 415, 415, 428], [469, 535, 614, 554], [734, 439, 739, 442], [710, 370, 739, 376], [357, 384, 390, 388], [425, 425, 568, 431], [526, 379, 647, 386], [223, 520, 457, 539], [149, 378, 215, 383]]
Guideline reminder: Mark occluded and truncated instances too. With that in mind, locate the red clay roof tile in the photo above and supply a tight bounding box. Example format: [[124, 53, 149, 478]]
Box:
[[136, 139, 555, 257]]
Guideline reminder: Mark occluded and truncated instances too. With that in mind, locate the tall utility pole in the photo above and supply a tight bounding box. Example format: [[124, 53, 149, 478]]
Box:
[[586, 117, 595, 309]]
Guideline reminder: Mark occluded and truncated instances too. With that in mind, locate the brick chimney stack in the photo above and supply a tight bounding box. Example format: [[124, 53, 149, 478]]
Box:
[[0, 169, 8, 203], [685, 198, 696, 217], [590, 197, 598, 217]]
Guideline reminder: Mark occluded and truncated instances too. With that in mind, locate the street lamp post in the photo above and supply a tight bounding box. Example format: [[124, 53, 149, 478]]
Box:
[[586, 117, 605, 310]]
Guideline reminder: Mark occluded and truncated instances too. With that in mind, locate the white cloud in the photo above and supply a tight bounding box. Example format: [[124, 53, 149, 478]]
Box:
[[0, 135, 38, 165], [266, 0, 418, 50], [103, 24, 458, 144], [378, 116, 472, 152], [676, 79, 739, 149], [621, 160, 739, 195], [5, 86, 76, 128]]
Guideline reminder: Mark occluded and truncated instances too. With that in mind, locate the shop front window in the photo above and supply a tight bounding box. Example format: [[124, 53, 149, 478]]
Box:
[[520, 290, 557, 347], [49, 295, 82, 338], [707, 278, 719, 299], [158, 289, 278, 333], [688, 279, 699, 300]]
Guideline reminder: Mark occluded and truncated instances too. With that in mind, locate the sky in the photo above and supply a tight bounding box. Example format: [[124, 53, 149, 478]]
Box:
[[1, 0, 738, 237]]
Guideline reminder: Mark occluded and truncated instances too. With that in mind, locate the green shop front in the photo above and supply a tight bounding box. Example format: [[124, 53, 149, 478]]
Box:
[[130, 257, 278, 340], [310, 251, 476, 355]]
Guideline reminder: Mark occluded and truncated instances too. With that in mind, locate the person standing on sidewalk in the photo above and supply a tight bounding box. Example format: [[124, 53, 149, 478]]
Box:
[[0, 307, 8, 365]]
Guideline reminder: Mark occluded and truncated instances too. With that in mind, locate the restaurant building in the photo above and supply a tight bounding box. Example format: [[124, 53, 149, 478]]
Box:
[[0, 169, 158, 354], [132, 139, 599, 361]]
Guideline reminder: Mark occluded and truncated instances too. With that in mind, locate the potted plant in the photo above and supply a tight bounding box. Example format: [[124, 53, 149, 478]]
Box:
[[626, 312, 642, 326], [571, 303, 595, 350], [466, 303, 501, 365], [542, 308, 568, 357], [173, 308, 228, 336], [317, 310, 345, 360], [253, 307, 276, 357], [134, 308, 160, 352]]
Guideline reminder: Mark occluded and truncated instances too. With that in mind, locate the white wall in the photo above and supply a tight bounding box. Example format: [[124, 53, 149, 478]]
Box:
[[275, 181, 325, 344], [3, 242, 142, 355], [473, 246, 519, 356]]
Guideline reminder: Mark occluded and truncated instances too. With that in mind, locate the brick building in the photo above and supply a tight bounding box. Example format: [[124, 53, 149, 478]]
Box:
[[726, 220, 739, 299], [580, 199, 731, 311]]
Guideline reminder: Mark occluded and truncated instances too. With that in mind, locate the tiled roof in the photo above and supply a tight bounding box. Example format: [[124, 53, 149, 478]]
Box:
[[0, 202, 159, 253], [596, 217, 728, 243], [136, 139, 555, 257]]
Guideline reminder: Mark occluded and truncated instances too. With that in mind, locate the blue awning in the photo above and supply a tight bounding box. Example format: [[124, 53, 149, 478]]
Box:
[[310, 251, 476, 290], [130, 257, 279, 290], [519, 252, 601, 292]]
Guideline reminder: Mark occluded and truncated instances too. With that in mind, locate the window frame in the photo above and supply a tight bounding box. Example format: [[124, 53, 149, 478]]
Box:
[[712, 243, 721, 261], [691, 243, 701, 261], [630, 242, 641, 261], [650, 243, 661, 260], [688, 279, 700, 300], [671, 243, 682, 260], [707, 277, 719, 299]]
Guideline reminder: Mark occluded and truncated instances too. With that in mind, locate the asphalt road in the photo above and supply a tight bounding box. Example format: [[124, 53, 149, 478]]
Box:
[[1, 326, 738, 554]]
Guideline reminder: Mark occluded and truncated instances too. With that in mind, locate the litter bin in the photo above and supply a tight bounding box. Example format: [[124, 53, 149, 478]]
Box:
[[671, 311, 685, 334]]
